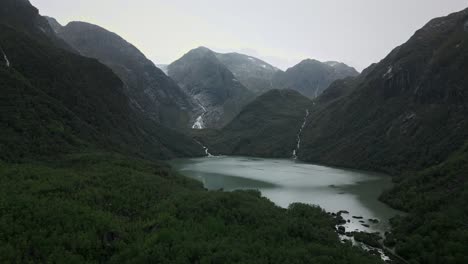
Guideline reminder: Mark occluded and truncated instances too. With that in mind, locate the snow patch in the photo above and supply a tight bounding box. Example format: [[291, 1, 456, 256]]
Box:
[[261, 64, 267, 68], [248, 57, 255, 61], [292, 109, 310, 159]]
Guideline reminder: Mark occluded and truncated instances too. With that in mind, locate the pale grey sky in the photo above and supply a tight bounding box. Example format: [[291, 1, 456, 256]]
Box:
[[31, 0, 468, 71]]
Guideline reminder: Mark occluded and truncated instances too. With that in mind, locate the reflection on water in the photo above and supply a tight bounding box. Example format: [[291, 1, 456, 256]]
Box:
[[170, 156, 403, 234]]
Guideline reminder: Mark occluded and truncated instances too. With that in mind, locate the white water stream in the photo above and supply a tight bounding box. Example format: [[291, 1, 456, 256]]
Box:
[[292, 109, 309, 159]]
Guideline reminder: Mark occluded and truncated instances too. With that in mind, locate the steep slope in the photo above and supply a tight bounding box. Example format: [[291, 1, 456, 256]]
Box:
[[379, 142, 468, 263], [215, 52, 280, 94], [168, 47, 253, 129], [273, 59, 359, 98], [48, 19, 198, 129], [0, 3, 385, 263], [195, 89, 313, 157], [0, 0, 203, 161], [297, 8, 468, 263], [300, 8, 468, 175]]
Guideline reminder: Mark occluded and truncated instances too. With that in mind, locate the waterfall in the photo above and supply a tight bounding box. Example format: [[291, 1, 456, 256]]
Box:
[[192, 101, 207, 129], [1, 46, 10, 67], [195, 140, 213, 157], [292, 109, 310, 159]]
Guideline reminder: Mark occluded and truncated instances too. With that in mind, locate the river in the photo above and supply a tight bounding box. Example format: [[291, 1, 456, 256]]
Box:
[[170, 156, 403, 235]]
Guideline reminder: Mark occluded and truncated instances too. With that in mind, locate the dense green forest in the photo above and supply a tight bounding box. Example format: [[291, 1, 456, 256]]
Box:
[[380, 142, 468, 263], [0, 152, 382, 263], [0, 0, 382, 263]]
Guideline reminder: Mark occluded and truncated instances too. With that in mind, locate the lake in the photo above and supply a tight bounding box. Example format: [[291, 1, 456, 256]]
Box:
[[170, 156, 403, 235]]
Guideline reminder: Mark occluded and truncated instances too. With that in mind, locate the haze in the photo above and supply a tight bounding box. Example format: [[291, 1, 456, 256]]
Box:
[[31, 0, 468, 71]]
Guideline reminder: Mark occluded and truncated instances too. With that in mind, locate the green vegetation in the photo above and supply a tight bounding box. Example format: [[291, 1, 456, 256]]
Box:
[[0, 18, 203, 160], [0, 1, 383, 263], [196, 89, 313, 158], [380, 143, 468, 264], [0, 153, 381, 263]]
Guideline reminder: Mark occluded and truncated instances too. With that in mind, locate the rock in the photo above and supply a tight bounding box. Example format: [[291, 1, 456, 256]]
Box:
[[368, 249, 381, 256], [337, 210, 349, 215], [352, 216, 363, 219], [369, 218, 380, 224], [361, 224, 370, 228], [352, 231, 382, 249], [335, 214, 346, 225], [359, 220, 365, 223], [337, 226, 346, 234]]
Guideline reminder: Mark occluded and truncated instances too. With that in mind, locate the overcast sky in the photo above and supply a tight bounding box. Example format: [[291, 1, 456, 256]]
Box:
[[31, 0, 468, 71]]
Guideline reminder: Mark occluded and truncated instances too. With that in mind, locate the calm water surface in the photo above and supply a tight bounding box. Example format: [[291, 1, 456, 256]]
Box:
[[170, 156, 403, 235]]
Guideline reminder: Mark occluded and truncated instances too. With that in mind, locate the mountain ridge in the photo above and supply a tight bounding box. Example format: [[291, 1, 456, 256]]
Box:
[[47, 18, 199, 130], [168, 46, 254, 128]]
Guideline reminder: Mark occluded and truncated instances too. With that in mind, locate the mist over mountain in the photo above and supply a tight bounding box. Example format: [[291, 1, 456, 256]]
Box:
[[46, 18, 199, 129]]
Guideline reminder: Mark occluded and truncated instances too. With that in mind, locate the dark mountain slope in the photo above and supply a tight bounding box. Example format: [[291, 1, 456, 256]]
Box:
[[196, 89, 313, 157], [0, 2, 383, 263], [48, 19, 197, 129], [168, 47, 253, 128], [273, 59, 359, 98], [0, 2, 203, 160], [300, 8, 468, 175], [297, 8, 468, 263], [215, 52, 280, 94], [380, 142, 468, 263]]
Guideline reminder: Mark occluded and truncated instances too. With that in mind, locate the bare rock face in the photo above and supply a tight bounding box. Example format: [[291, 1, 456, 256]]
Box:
[[168, 47, 253, 129], [272, 59, 359, 98], [215, 52, 280, 95]]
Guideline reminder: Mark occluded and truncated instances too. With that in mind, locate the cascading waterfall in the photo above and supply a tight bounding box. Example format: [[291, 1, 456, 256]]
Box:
[[195, 140, 213, 157], [192, 102, 207, 129], [292, 109, 309, 159], [1, 46, 10, 67]]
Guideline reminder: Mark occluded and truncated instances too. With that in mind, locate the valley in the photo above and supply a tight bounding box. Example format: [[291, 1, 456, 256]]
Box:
[[1, 0, 467, 263], [171, 156, 403, 235]]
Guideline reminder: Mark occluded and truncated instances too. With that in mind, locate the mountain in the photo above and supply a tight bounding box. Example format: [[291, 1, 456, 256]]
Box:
[[156, 64, 169, 74], [215, 52, 280, 94], [299, 9, 468, 174], [46, 19, 198, 129], [0, 3, 384, 263], [0, 0, 203, 161], [168, 47, 253, 128], [195, 89, 313, 157], [273, 59, 359, 98], [297, 8, 468, 263]]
